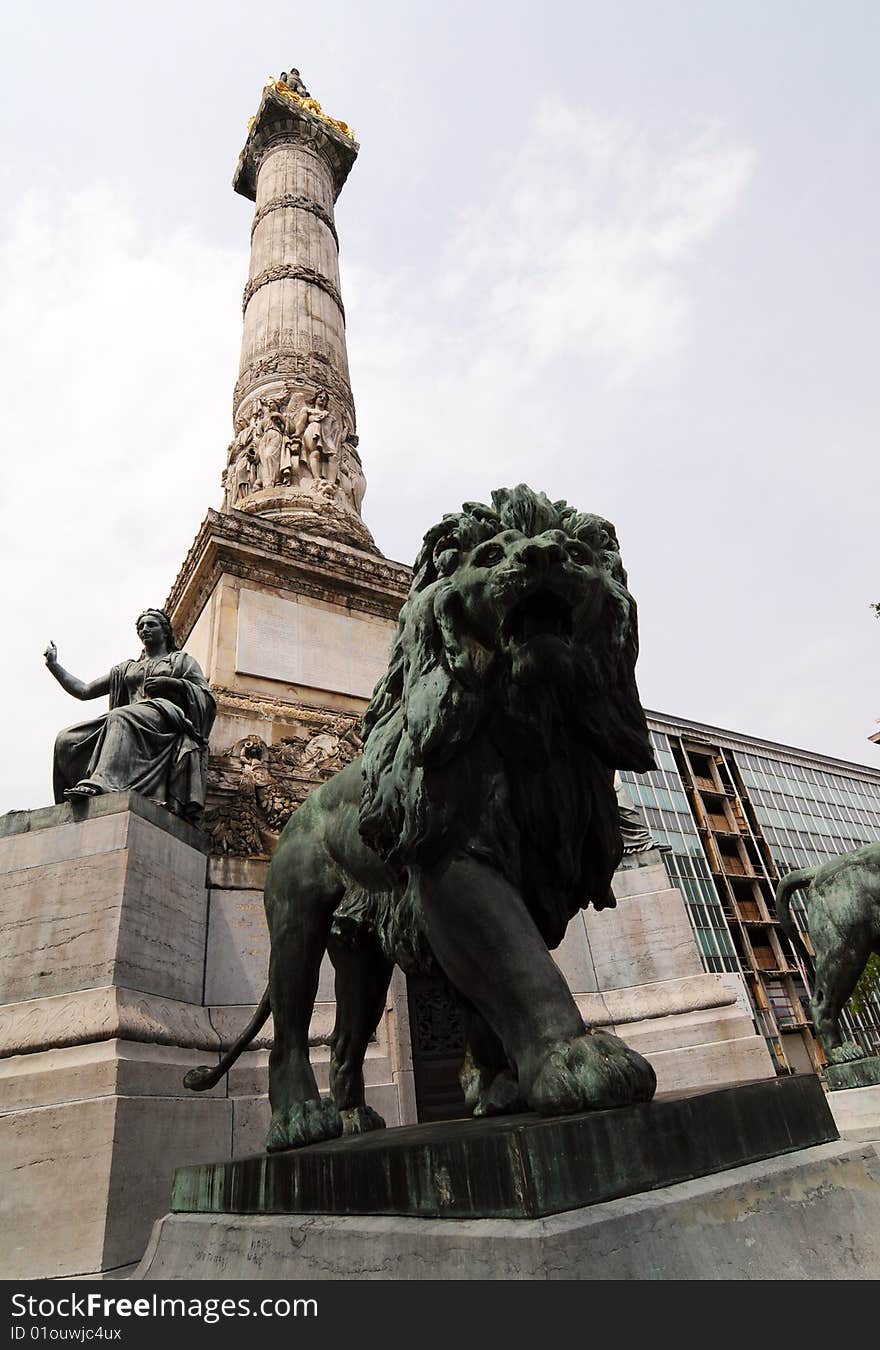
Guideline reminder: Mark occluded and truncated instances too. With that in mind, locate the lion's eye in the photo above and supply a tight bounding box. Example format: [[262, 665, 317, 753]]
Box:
[[472, 544, 505, 568], [567, 542, 593, 565]]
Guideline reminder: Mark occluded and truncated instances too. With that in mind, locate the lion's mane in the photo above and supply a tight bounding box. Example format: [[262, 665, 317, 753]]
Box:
[[356, 485, 654, 950]]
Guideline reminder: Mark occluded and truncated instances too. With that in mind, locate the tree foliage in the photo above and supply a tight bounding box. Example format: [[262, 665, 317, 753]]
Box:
[[848, 953, 880, 1018]]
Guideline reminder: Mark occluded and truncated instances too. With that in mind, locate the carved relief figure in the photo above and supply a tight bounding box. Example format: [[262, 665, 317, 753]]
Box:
[[45, 610, 216, 823], [297, 729, 359, 775], [253, 398, 286, 490], [226, 383, 365, 511], [294, 389, 339, 487], [224, 418, 258, 508], [339, 444, 367, 515], [280, 393, 304, 487]]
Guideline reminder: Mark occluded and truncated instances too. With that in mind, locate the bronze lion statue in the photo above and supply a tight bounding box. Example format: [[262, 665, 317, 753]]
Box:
[[186, 485, 658, 1150], [776, 843, 880, 1063]]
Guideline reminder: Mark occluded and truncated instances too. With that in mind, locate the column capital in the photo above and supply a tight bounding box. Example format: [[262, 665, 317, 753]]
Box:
[[234, 81, 359, 203]]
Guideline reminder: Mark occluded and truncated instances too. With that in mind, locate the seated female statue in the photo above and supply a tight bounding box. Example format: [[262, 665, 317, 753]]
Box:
[[45, 609, 216, 824]]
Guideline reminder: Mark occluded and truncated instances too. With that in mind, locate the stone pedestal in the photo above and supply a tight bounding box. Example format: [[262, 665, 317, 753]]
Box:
[[0, 791, 407, 1279], [825, 1055, 880, 1142], [552, 856, 776, 1093], [131, 1077, 880, 1282], [0, 798, 777, 1279], [133, 1140, 880, 1281], [0, 795, 224, 1279]]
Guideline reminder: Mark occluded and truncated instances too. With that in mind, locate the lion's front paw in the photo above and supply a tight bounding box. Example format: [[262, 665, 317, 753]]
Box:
[[828, 1041, 867, 1064], [525, 1030, 656, 1115], [266, 1097, 343, 1153], [340, 1104, 386, 1136]]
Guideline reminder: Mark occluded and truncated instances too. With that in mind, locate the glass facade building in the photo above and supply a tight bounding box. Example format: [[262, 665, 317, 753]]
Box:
[[620, 711, 880, 1072]]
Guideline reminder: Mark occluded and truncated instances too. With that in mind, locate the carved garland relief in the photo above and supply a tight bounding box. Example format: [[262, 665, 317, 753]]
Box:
[[203, 723, 362, 858], [233, 347, 354, 419], [250, 194, 339, 246], [241, 264, 345, 317]]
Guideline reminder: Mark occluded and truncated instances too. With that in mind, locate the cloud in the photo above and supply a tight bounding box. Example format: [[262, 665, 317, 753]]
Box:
[[0, 100, 757, 812], [441, 105, 755, 373], [0, 180, 244, 810], [348, 100, 756, 547]]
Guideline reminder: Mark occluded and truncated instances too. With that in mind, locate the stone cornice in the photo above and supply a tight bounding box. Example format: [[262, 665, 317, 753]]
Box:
[[0, 986, 222, 1059], [164, 509, 411, 643], [209, 686, 366, 725], [234, 86, 359, 203], [0, 789, 208, 853]]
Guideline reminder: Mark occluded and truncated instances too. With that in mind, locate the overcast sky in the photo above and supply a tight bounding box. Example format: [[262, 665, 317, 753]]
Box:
[[2, 1, 879, 813]]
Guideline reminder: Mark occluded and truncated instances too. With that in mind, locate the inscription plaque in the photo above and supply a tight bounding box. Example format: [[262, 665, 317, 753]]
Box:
[[235, 590, 394, 699]]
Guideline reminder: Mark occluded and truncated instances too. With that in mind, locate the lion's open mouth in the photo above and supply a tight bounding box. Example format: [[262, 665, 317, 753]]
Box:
[[504, 588, 574, 645]]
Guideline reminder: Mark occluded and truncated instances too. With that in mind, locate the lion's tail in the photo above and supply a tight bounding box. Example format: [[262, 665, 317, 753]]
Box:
[[775, 867, 818, 960], [183, 987, 271, 1092]]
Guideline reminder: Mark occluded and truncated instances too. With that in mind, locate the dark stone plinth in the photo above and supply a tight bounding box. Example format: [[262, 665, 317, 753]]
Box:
[[825, 1056, 880, 1091], [172, 1075, 837, 1221]]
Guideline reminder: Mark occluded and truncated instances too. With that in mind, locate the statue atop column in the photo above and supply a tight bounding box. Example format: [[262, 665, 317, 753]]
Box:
[[278, 67, 310, 98]]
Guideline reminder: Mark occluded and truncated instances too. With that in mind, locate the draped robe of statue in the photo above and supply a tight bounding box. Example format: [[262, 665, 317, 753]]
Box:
[[52, 651, 216, 822], [614, 771, 659, 855]]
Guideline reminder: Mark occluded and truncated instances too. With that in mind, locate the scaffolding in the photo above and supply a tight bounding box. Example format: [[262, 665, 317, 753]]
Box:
[[670, 737, 823, 1075]]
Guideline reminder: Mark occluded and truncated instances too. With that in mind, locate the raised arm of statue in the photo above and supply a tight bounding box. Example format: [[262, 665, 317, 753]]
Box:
[[44, 643, 111, 701]]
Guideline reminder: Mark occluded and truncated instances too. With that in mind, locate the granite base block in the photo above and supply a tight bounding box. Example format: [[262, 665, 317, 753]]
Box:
[[171, 1074, 835, 1222], [827, 1083, 880, 1142], [135, 1139, 880, 1281], [0, 1084, 232, 1280]]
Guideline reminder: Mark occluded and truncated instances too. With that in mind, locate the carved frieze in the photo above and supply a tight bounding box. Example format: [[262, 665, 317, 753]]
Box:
[[234, 348, 354, 428], [203, 722, 362, 859], [222, 380, 364, 523], [164, 509, 410, 644]]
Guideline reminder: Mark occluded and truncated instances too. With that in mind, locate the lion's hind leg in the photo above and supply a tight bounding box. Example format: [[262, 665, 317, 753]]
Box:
[[460, 1006, 524, 1117], [264, 842, 345, 1153], [812, 922, 871, 1064], [327, 932, 393, 1136]]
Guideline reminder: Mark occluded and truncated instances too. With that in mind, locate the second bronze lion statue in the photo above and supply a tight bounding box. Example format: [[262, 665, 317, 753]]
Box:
[[776, 843, 880, 1064], [187, 484, 659, 1150]]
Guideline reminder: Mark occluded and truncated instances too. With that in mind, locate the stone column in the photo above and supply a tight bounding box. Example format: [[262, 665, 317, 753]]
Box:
[[225, 75, 372, 549]]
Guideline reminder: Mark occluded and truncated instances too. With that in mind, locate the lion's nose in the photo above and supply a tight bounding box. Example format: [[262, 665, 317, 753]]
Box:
[[519, 539, 565, 572]]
